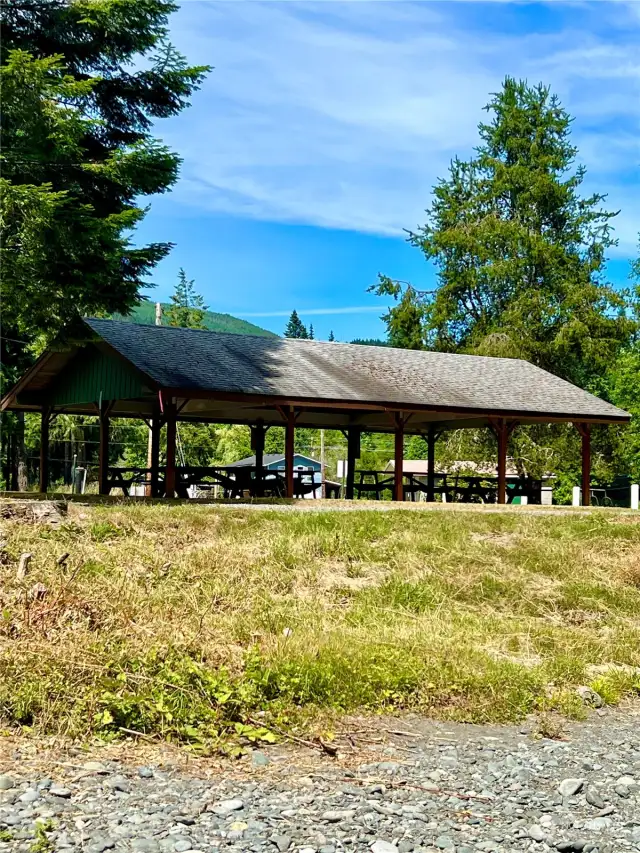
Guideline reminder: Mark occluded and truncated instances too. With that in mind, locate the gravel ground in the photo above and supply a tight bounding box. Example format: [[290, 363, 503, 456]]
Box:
[[1, 709, 639, 853]]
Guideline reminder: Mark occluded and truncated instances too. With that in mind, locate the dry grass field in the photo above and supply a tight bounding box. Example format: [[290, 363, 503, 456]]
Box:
[[1, 500, 639, 749]]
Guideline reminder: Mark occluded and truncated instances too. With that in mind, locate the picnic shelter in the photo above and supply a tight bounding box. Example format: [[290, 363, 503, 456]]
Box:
[[0, 318, 631, 505]]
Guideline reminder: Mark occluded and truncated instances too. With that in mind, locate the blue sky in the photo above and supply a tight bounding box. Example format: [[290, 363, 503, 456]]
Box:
[[135, 0, 640, 341]]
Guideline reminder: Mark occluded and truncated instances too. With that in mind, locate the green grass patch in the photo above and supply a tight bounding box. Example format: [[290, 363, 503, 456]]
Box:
[[1, 501, 640, 748]]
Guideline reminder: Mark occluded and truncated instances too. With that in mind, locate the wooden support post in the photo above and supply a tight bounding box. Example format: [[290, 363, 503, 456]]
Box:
[[488, 418, 509, 505], [39, 408, 50, 494], [575, 423, 591, 507], [498, 429, 507, 505], [164, 400, 177, 498], [149, 417, 161, 497], [252, 420, 265, 497], [98, 402, 110, 496], [496, 420, 507, 505], [285, 408, 295, 499], [394, 413, 405, 502], [345, 427, 360, 500], [427, 425, 437, 502], [489, 419, 516, 505]]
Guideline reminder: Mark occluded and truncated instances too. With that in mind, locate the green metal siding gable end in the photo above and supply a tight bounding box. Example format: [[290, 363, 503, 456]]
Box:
[[48, 346, 148, 406]]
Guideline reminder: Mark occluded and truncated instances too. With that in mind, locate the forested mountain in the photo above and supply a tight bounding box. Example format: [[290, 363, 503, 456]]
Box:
[[113, 302, 278, 338]]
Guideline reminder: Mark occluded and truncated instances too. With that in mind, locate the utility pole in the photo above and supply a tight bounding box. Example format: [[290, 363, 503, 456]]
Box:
[[146, 303, 162, 496]]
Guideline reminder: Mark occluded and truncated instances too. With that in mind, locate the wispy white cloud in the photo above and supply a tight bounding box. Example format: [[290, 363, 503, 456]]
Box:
[[166, 1, 640, 253]]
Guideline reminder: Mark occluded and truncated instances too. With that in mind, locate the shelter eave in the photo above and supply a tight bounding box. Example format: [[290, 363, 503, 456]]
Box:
[[3, 388, 627, 430], [161, 387, 630, 427]]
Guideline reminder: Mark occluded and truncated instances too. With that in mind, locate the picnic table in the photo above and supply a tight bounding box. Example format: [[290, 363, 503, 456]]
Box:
[[107, 466, 323, 499], [106, 467, 161, 497], [353, 470, 543, 503]]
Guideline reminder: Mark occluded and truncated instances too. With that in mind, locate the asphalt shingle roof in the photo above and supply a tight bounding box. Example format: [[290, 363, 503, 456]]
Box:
[[226, 454, 286, 468], [226, 453, 319, 468], [85, 318, 629, 421]]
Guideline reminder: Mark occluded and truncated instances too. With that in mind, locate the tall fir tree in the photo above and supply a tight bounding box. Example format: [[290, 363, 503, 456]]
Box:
[[328, 330, 335, 342], [284, 310, 309, 339], [308, 323, 315, 340], [165, 269, 208, 329], [372, 77, 633, 386], [0, 0, 209, 386], [372, 278, 426, 350]]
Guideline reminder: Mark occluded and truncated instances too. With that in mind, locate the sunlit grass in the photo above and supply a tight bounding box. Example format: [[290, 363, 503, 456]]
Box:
[[1, 502, 639, 744]]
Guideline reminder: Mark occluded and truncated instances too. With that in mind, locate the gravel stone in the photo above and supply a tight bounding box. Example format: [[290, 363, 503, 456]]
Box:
[[558, 778, 584, 798], [103, 774, 130, 793], [251, 751, 271, 767], [528, 825, 546, 842], [585, 789, 605, 809], [0, 776, 14, 791], [18, 788, 39, 803], [371, 842, 398, 853], [83, 761, 109, 774], [212, 797, 245, 814], [576, 687, 604, 708], [321, 809, 356, 822], [131, 840, 160, 852], [2, 710, 639, 853], [49, 784, 72, 798], [583, 817, 613, 830], [87, 837, 116, 853]]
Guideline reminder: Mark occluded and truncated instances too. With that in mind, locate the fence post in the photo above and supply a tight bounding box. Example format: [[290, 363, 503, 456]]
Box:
[[631, 484, 639, 511], [572, 486, 581, 507]]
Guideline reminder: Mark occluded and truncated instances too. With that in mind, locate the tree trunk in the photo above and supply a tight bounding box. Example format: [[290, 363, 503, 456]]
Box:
[[17, 412, 28, 491], [9, 431, 18, 491]]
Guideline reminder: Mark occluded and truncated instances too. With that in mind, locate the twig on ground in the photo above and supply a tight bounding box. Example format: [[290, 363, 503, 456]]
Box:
[[384, 728, 422, 738], [247, 717, 337, 756], [118, 726, 157, 742]]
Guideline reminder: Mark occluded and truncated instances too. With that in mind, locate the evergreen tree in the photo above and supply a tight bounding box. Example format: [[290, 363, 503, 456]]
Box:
[[284, 310, 309, 339], [165, 269, 208, 329], [372, 78, 633, 386], [372, 278, 426, 350], [351, 338, 390, 347], [0, 0, 209, 386], [328, 330, 335, 342], [308, 323, 315, 340]]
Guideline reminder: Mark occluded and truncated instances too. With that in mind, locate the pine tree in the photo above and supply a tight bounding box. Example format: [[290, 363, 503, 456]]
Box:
[[0, 1, 209, 385], [372, 278, 426, 350], [308, 323, 315, 340], [328, 330, 335, 342], [373, 77, 633, 386], [165, 269, 208, 329], [284, 310, 309, 339]]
